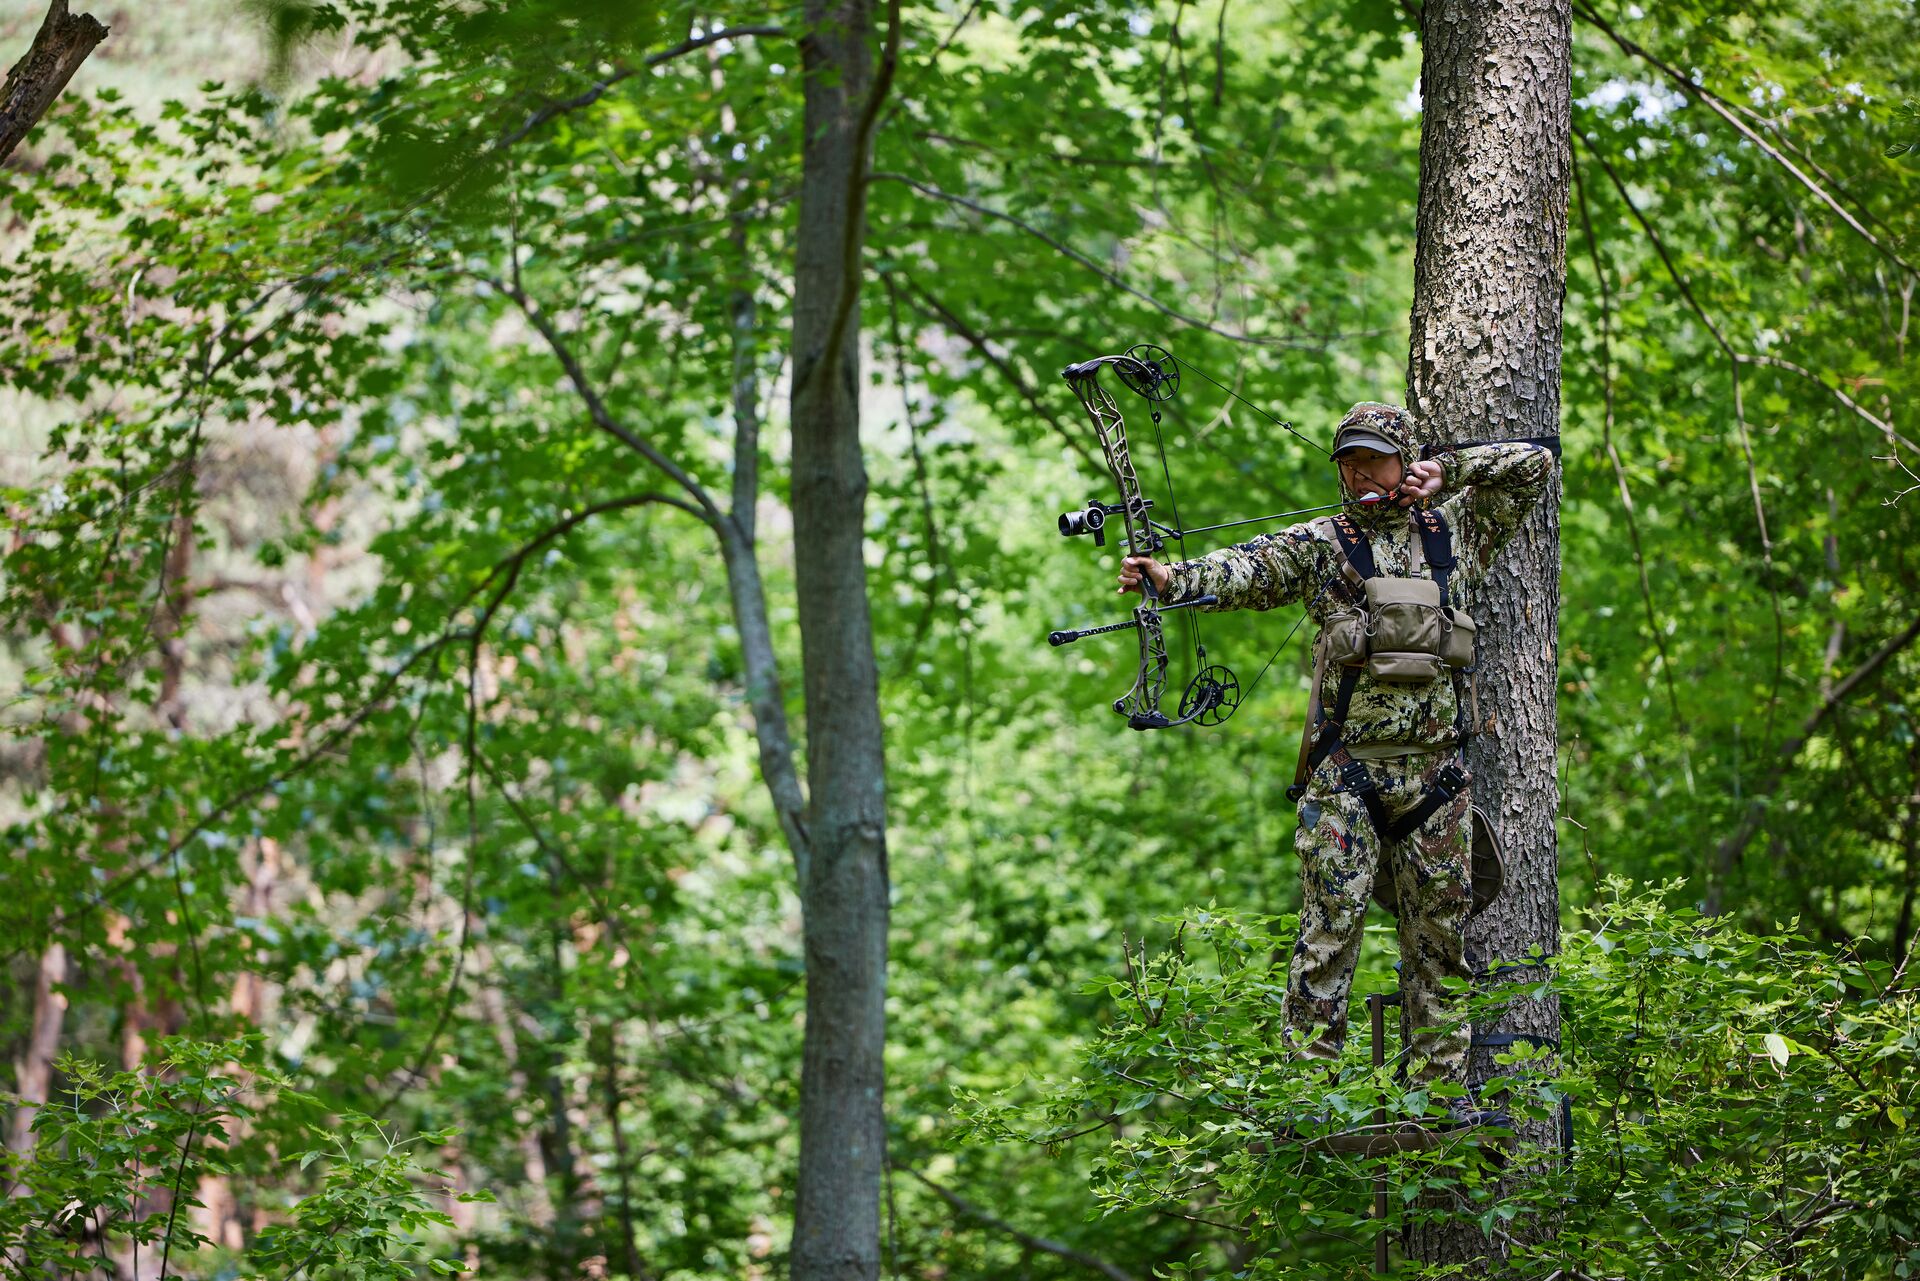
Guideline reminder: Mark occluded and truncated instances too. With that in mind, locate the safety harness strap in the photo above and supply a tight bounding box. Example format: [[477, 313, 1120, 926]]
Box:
[[1413, 509, 1456, 608], [1328, 511, 1377, 580], [1292, 509, 1469, 846], [1379, 760, 1466, 841]]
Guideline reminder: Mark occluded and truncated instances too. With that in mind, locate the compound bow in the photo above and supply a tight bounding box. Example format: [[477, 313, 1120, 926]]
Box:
[[1047, 343, 1383, 731]]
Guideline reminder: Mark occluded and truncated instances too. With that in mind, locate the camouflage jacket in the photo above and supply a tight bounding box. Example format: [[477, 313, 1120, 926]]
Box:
[[1163, 441, 1555, 754]]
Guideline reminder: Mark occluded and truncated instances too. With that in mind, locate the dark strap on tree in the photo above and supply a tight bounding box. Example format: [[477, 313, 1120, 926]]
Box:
[[1420, 434, 1563, 460], [1470, 1032, 1560, 1053], [1412, 508, 1456, 608], [1463, 1031, 1574, 1153]]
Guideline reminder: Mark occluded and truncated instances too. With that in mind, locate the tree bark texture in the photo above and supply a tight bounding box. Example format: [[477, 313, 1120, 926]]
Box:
[[787, 0, 889, 1273], [1404, 0, 1570, 1268], [0, 0, 107, 166]]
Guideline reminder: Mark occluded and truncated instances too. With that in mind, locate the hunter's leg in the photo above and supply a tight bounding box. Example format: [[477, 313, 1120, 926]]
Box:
[[1387, 755, 1474, 1084], [1283, 761, 1380, 1065]]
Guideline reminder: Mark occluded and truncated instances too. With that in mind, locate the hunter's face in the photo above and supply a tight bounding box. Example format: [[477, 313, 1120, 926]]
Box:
[[1336, 448, 1404, 498]]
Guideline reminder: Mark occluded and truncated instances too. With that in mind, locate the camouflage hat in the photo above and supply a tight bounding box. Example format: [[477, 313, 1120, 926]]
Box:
[[1332, 402, 1416, 461]]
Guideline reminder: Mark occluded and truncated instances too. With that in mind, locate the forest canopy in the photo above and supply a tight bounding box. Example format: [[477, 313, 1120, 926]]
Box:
[[1, 0, 1916, 1276]]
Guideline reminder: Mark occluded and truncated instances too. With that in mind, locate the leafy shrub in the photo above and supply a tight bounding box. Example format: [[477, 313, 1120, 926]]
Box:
[[961, 884, 1919, 1278], [0, 1036, 486, 1280]]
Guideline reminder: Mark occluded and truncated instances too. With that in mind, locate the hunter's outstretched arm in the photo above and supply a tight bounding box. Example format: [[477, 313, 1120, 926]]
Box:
[[1159, 526, 1340, 612]]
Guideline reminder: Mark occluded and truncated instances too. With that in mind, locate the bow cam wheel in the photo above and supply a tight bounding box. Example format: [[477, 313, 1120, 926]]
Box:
[[1119, 344, 1180, 402], [1180, 664, 1241, 726]]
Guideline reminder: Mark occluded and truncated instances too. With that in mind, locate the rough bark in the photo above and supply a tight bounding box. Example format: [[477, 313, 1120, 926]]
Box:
[[787, 0, 890, 1270], [0, 0, 107, 166], [1404, 0, 1571, 1268]]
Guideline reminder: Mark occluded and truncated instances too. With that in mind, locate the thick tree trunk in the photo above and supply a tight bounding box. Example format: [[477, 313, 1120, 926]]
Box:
[[0, 0, 107, 166], [787, 0, 889, 1271], [1404, 0, 1570, 1268]]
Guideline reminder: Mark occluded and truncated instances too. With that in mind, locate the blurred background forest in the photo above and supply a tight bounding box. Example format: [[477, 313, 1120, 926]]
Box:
[[1, 0, 1916, 1276]]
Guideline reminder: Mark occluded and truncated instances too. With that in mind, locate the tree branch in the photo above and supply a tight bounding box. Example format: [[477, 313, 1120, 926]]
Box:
[[1733, 352, 1918, 456], [891, 272, 1096, 468], [896, 1165, 1145, 1281], [1708, 611, 1920, 913], [1573, 0, 1919, 281], [0, 0, 107, 166], [483, 272, 725, 525], [1578, 129, 1787, 746], [1571, 159, 1685, 732], [28, 493, 700, 944], [495, 26, 788, 149], [870, 174, 1390, 350]]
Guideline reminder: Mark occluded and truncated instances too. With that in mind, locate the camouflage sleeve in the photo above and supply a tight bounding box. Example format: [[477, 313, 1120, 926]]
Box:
[[1161, 523, 1331, 612], [1431, 441, 1555, 571]]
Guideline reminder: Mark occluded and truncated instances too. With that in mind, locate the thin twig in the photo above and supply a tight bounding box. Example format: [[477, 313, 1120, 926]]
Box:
[[896, 1165, 1146, 1281]]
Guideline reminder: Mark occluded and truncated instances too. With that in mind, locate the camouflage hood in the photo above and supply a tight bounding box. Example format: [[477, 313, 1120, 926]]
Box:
[[1332, 402, 1419, 527]]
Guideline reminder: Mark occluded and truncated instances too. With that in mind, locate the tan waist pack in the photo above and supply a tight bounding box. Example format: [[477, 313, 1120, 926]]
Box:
[[1321, 575, 1475, 684]]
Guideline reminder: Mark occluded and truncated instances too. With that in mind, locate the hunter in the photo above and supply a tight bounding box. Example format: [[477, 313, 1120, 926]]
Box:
[[1117, 403, 1555, 1084]]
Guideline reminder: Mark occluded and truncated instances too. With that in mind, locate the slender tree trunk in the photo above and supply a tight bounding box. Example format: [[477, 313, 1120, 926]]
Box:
[[1404, 0, 1570, 1268], [787, 0, 889, 1270], [6, 942, 67, 1159]]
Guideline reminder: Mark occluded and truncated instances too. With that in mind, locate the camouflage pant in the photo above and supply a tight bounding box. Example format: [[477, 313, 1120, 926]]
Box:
[[1283, 750, 1473, 1083]]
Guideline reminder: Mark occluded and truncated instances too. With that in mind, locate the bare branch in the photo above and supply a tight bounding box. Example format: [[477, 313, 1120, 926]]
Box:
[[496, 26, 788, 149], [897, 1165, 1146, 1281], [870, 173, 1392, 350], [483, 272, 725, 525], [1578, 129, 1787, 744], [1573, 0, 1918, 281], [1708, 611, 1920, 913], [891, 272, 1096, 469], [1571, 160, 1685, 731], [0, 0, 108, 166], [23, 492, 701, 946], [1878, 453, 1920, 506], [1734, 353, 1919, 456]]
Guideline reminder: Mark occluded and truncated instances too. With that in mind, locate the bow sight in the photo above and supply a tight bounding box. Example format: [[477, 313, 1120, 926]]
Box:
[[1057, 498, 1153, 546]]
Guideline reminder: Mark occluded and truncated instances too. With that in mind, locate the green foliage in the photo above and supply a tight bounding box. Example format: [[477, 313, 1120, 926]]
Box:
[[0, 0, 1916, 1273], [0, 1036, 475, 1280], [964, 888, 1918, 1277], [1890, 101, 1920, 158]]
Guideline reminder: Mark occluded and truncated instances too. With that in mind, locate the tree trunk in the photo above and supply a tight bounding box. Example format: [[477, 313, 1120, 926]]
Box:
[[6, 943, 67, 1159], [787, 0, 889, 1271], [1403, 0, 1570, 1268], [0, 0, 107, 166]]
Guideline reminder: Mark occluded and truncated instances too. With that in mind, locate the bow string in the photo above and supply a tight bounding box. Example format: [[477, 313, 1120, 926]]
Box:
[[1047, 342, 1379, 732]]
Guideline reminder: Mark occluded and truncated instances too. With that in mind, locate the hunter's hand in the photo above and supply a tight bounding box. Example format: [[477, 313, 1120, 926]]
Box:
[[1118, 556, 1172, 596], [1397, 459, 1445, 506]]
